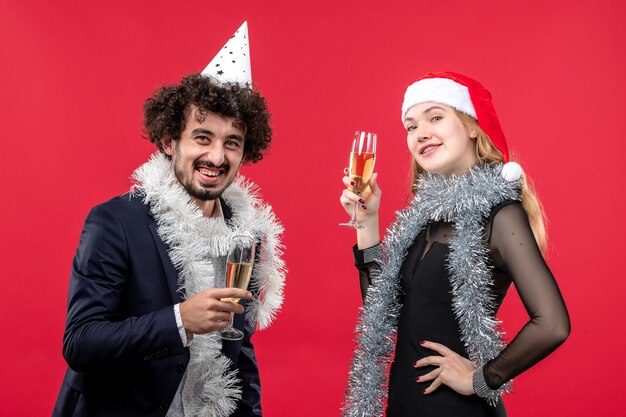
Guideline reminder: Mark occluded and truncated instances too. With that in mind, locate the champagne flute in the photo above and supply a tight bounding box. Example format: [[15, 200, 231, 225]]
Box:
[[220, 235, 256, 341], [339, 131, 377, 229]]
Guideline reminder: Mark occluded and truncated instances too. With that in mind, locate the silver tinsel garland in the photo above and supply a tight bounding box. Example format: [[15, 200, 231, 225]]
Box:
[[131, 153, 286, 417], [343, 164, 521, 416]]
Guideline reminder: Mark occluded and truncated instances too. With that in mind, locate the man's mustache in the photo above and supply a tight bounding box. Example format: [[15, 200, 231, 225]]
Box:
[[194, 161, 229, 170]]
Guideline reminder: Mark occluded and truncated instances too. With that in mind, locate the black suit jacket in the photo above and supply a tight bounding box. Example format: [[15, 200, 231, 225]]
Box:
[[53, 194, 261, 417]]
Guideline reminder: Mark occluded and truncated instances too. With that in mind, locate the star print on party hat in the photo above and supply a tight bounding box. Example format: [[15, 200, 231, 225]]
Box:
[[402, 71, 509, 162], [201, 21, 251, 86]]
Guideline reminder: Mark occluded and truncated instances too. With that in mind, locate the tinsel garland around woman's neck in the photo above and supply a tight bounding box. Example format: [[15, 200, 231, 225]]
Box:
[[343, 163, 521, 417]]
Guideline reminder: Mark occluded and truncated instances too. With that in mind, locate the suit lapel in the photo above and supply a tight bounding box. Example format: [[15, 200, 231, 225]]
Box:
[[219, 197, 233, 222], [149, 222, 183, 304]]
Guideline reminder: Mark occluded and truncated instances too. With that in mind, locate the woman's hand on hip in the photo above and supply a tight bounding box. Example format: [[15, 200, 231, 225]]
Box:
[[413, 340, 476, 396]]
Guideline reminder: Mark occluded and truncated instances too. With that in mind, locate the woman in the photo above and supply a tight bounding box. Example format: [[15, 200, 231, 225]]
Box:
[[340, 72, 570, 417]]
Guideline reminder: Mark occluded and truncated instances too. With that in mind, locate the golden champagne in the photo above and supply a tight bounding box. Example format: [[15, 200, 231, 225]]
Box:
[[350, 152, 376, 193], [224, 261, 253, 303]]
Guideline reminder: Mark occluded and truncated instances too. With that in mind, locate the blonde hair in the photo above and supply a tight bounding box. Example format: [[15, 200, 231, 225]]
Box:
[[407, 111, 547, 253]]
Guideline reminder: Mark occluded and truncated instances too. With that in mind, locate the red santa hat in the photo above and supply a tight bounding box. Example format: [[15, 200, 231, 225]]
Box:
[[401, 71, 509, 162]]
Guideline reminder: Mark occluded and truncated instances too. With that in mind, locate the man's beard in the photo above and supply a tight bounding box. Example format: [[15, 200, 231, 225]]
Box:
[[173, 155, 234, 201]]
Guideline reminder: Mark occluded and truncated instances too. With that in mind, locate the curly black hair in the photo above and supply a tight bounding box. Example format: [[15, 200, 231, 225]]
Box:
[[143, 73, 272, 163]]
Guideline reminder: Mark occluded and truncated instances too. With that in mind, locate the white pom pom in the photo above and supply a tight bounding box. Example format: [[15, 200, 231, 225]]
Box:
[[501, 162, 522, 182]]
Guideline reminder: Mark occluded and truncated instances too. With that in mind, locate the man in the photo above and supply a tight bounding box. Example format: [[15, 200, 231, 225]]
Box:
[[53, 23, 285, 417]]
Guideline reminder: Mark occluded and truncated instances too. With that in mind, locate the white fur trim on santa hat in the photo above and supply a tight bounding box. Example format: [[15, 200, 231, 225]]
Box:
[[402, 78, 477, 122]]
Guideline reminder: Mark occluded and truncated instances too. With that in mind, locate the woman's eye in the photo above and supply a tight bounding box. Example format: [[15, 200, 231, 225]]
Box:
[[431, 115, 442, 122], [406, 125, 416, 132]]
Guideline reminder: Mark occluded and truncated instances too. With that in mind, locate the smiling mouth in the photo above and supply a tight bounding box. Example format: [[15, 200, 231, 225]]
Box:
[[420, 144, 441, 155], [197, 167, 222, 177], [195, 166, 227, 184]]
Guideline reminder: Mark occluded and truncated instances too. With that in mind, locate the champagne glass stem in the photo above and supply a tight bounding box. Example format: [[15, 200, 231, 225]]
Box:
[[352, 201, 358, 223]]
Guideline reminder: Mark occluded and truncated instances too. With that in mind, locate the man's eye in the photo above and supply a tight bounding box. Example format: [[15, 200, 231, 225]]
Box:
[[195, 136, 209, 142], [226, 140, 241, 148]]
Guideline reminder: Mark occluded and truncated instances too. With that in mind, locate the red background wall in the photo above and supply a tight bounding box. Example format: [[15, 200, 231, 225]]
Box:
[[1, 0, 624, 415]]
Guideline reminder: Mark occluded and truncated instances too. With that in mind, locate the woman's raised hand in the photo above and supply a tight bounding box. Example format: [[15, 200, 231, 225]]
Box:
[[340, 170, 381, 221], [340, 169, 381, 248], [413, 340, 476, 396]]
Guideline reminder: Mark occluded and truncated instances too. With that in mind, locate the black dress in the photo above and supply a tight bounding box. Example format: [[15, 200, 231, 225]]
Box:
[[354, 202, 569, 417]]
